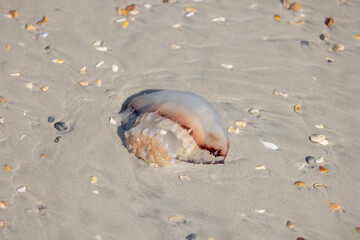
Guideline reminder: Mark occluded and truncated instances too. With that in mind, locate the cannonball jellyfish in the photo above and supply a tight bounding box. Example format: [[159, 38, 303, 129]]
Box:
[[120, 90, 229, 167]]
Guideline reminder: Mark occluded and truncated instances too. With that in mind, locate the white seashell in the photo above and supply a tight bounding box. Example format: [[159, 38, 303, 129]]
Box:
[[143, 3, 152, 9], [94, 234, 103, 240], [0, 116, 5, 125], [19, 134, 26, 141], [16, 186, 27, 193], [10, 72, 21, 77], [96, 46, 108, 52], [96, 61, 105, 68], [184, 12, 195, 17], [130, 9, 139, 15], [93, 40, 103, 47], [36, 32, 48, 38], [169, 43, 181, 49], [211, 17, 226, 22], [255, 165, 266, 170], [109, 117, 117, 125], [120, 90, 229, 167], [115, 18, 127, 23], [254, 208, 266, 214], [309, 134, 328, 145], [179, 175, 191, 181], [79, 66, 86, 74], [221, 64, 233, 69], [315, 124, 324, 129], [261, 140, 278, 150], [111, 64, 119, 72], [172, 23, 182, 28], [315, 157, 324, 163], [26, 82, 34, 89], [248, 108, 259, 114]]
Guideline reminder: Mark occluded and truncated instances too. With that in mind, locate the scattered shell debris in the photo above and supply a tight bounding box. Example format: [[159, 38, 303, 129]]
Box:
[[168, 215, 186, 224], [4, 165, 11, 172], [319, 166, 328, 173], [36, 16, 48, 25], [261, 140, 278, 150], [234, 120, 246, 128], [294, 181, 306, 187], [324, 17, 334, 27], [109, 117, 117, 125], [41, 86, 49, 92], [273, 89, 288, 97], [227, 126, 239, 134], [294, 104, 301, 113], [248, 108, 259, 114], [309, 134, 328, 145], [78, 81, 89, 86], [90, 176, 98, 184], [0, 201, 7, 209], [332, 43, 344, 52], [328, 202, 341, 210], [16, 186, 27, 193], [286, 220, 296, 229]]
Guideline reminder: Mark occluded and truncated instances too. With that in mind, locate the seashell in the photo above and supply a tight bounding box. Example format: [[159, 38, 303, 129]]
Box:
[[294, 181, 306, 187], [94, 234, 103, 240], [315, 157, 324, 164], [54, 122, 68, 131], [48, 116, 55, 123], [143, 3, 152, 9], [168, 215, 186, 224], [281, 0, 290, 8], [324, 17, 334, 27], [36, 16, 48, 25], [5, 45, 11, 51], [234, 120, 246, 127], [319, 33, 329, 41], [309, 134, 328, 145], [120, 90, 229, 167], [26, 82, 34, 89], [286, 220, 295, 228], [172, 23, 181, 28], [90, 176, 98, 184], [305, 156, 315, 164], [96, 46, 108, 52], [0, 201, 7, 209], [4, 164, 11, 171], [40, 153, 47, 159], [78, 81, 88, 86], [93, 40, 103, 47], [0, 116, 5, 125], [184, 7, 196, 13], [326, 57, 335, 63], [8, 10, 18, 19], [117, 7, 129, 16], [126, 4, 136, 11], [354, 35, 360, 40], [109, 117, 117, 125], [184, 12, 195, 17], [255, 165, 266, 170], [273, 15, 281, 21], [261, 140, 278, 150], [52, 59, 63, 64], [332, 43, 344, 52], [130, 9, 139, 15], [79, 66, 86, 74], [41, 86, 49, 92], [289, 19, 305, 25], [212, 17, 226, 22], [36, 32, 48, 38], [96, 61, 105, 68], [54, 136, 61, 143], [0, 220, 4, 227], [254, 208, 266, 214], [221, 64, 233, 69], [227, 126, 239, 134], [169, 43, 181, 50], [179, 175, 191, 181], [16, 186, 27, 193], [273, 89, 288, 97], [112, 64, 119, 72], [355, 227, 360, 234], [95, 79, 102, 87], [0, 96, 7, 104], [248, 108, 259, 114], [36, 205, 47, 215], [313, 183, 326, 188], [19, 133, 26, 141], [294, 105, 301, 113], [121, 20, 129, 29], [328, 202, 340, 210], [25, 24, 36, 31], [289, 2, 302, 11], [10, 72, 20, 77], [115, 17, 127, 23], [319, 166, 328, 173]]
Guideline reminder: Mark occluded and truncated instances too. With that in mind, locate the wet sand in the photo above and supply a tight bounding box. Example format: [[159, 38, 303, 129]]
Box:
[[1, 0, 360, 239]]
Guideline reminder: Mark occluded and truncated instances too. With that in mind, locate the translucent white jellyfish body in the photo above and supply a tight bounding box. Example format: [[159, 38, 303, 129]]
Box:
[[120, 90, 229, 167]]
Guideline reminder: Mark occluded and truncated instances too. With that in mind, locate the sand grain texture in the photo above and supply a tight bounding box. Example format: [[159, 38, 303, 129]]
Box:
[[1, 0, 360, 239]]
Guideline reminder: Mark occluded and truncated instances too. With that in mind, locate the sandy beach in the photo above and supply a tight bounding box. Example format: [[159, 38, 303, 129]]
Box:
[[1, 0, 360, 239]]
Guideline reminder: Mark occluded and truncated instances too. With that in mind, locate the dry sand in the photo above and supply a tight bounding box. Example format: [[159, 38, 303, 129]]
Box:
[[1, 0, 360, 239]]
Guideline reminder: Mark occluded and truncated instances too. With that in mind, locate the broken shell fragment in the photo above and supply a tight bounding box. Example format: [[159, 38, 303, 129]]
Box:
[[324, 17, 334, 27], [273, 15, 281, 21], [40, 153, 47, 159], [255, 165, 266, 170], [120, 90, 229, 167], [313, 183, 326, 188], [319, 166, 328, 173], [295, 181, 306, 187], [52, 59, 63, 64], [294, 105, 301, 113], [355, 227, 360, 234], [5, 45, 11, 51], [289, 2, 302, 12], [273, 89, 288, 97], [78, 81, 88, 86], [309, 134, 328, 145], [54, 122, 68, 131], [109, 117, 117, 125], [0, 220, 4, 227], [328, 202, 341, 210], [93, 40, 102, 47], [234, 120, 246, 128], [90, 176, 98, 184], [125, 4, 136, 11], [169, 43, 181, 50], [248, 108, 259, 114], [221, 64, 233, 69], [36, 16, 48, 25], [184, 7, 196, 13], [0, 116, 5, 125], [227, 126, 239, 134], [168, 215, 186, 224], [326, 57, 335, 63], [286, 220, 295, 229], [4, 165, 11, 171], [95, 79, 102, 87], [16, 186, 27, 193], [289, 19, 305, 25], [79, 66, 86, 74], [41, 86, 49, 92], [36, 32, 48, 38], [8, 10, 18, 19], [121, 20, 129, 29], [10, 72, 20, 77], [0, 201, 7, 209], [0, 96, 7, 104], [354, 35, 360, 40], [25, 24, 36, 31], [319, 33, 329, 41], [211, 17, 226, 22], [332, 43, 345, 52], [96, 46, 108, 52]]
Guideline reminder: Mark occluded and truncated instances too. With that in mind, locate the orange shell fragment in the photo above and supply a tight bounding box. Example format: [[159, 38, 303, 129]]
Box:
[[324, 17, 334, 27], [4, 164, 11, 171], [36, 16, 48, 25], [122, 20, 129, 29], [319, 166, 328, 173], [289, 2, 302, 12], [294, 181, 306, 187], [294, 105, 301, 113], [8, 10, 18, 19], [117, 8, 130, 16], [273, 15, 281, 21], [0, 201, 7, 209], [328, 202, 341, 210], [125, 4, 136, 11]]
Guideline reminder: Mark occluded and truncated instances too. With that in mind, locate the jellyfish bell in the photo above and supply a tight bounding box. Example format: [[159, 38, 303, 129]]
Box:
[[120, 90, 229, 167]]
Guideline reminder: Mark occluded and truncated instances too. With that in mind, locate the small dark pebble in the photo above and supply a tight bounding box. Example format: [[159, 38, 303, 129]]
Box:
[[185, 233, 196, 240], [44, 45, 51, 50], [54, 136, 62, 143], [54, 122, 68, 131], [305, 156, 315, 164], [48, 116, 55, 123], [36, 205, 47, 216], [319, 33, 329, 41], [300, 40, 310, 46]]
